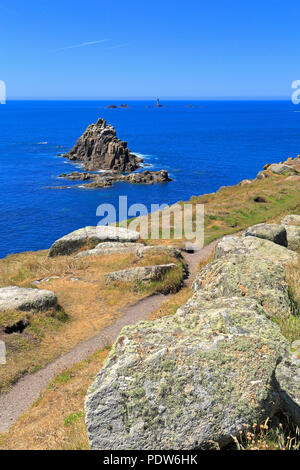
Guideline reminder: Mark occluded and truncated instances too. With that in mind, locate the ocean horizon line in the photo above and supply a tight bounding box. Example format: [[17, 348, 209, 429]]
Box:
[[4, 96, 291, 102]]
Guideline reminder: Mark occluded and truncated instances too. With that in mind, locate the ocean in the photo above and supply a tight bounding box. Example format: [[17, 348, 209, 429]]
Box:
[[0, 99, 299, 258]]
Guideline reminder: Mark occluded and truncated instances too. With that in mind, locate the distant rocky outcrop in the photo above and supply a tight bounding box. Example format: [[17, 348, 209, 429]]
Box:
[[256, 155, 300, 179], [63, 119, 143, 172], [57, 169, 172, 189], [85, 218, 300, 450]]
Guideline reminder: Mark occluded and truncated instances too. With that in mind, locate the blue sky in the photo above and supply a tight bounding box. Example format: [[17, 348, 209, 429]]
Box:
[[0, 0, 299, 99]]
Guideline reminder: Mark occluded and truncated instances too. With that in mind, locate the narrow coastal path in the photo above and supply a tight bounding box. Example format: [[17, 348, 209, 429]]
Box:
[[0, 241, 217, 433]]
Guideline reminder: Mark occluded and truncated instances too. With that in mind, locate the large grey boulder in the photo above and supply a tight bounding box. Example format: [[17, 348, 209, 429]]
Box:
[[0, 286, 57, 312], [192, 255, 291, 321], [76, 242, 144, 258], [244, 223, 287, 247], [135, 245, 183, 260], [281, 214, 300, 226], [214, 235, 297, 265], [85, 296, 288, 450], [275, 354, 300, 426], [104, 264, 177, 284], [268, 163, 298, 176], [49, 226, 140, 257], [284, 225, 300, 252]]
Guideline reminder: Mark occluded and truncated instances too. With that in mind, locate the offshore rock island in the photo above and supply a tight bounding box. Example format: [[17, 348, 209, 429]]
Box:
[[59, 118, 172, 188], [63, 118, 143, 172]]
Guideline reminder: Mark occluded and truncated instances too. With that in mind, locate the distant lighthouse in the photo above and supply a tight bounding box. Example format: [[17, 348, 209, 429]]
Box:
[[156, 98, 162, 107]]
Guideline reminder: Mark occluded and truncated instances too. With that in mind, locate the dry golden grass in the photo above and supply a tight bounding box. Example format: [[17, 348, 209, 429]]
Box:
[[0, 348, 110, 450], [0, 248, 183, 392], [149, 287, 192, 320], [231, 418, 300, 451]]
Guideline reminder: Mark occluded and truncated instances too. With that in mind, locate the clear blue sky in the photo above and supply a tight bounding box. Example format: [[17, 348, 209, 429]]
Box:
[[1, 0, 299, 99]]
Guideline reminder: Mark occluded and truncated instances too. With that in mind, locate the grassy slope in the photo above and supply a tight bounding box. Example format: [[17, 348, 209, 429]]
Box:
[[0, 171, 300, 449], [121, 174, 300, 247], [0, 249, 184, 392]]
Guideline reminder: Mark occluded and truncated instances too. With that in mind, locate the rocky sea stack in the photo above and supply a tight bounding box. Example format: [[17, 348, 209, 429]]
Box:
[[63, 118, 143, 172]]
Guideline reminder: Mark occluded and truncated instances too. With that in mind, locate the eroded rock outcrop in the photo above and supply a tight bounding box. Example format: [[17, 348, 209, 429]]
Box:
[[82, 170, 172, 189], [244, 223, 287, 247], [214, 235, 297, 265], [0, 286, 57, 312], [85, 296, 288, 449], [85, 218, 300, 450], [63, 119, 143, 172], [49, 226, 140, 257], [104, 264, 177, 284], [76, 242, 144, 258], [275, 354, 300, 426]]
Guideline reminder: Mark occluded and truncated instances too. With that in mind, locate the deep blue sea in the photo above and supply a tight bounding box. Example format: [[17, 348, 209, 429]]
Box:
[[0, 100, 299, 258]]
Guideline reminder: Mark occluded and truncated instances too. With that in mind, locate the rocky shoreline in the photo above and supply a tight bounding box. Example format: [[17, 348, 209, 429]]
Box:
[[57, 169, 172, 189], [57, 118, 173, 189]]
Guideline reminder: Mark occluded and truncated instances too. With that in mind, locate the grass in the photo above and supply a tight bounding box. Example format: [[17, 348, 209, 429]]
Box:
[[231, 418, 300, 451], [119, 174, 300, 247], [0, 170, 299, 449], [284, 253, 300, 344], [0, 248, 183, 393], [0, 348, 110, 450]]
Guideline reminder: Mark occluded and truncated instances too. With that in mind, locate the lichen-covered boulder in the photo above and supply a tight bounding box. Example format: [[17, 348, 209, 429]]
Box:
[[85, 296, 288, 450], [76, 242, 144, 258], [0, 286, 57, 312], [284, 225, 300, 252], [244, 223, 287, 247], [192, 255, 291, 320], [268, 163, 298, 176], [281, 214, 300, 226], [104, 264, 177, 284], [214, 235, 297, 265], [135, 246, 183, 260], [275, 354, 300, 426], [49, 226, 140, 257]]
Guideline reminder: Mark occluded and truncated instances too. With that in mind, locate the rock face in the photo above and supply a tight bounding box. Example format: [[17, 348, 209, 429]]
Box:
[[192, 255, 291, 320], [63, 119, 143, 172], [0, 286, 57, 312], [49, 226, 140, 257], [214, 235, 297, 265], [284, 225, 300, 252], [85, 296, 288, 450], [83, 170, 172, 189], [244, 223, 287, 247], [104, 264, 177, 284], [268, 163, 298, 176], [282, 214, 300, 226], [76, 242, 144, 258], [58, 172, 93, 181], [275, 354, 300, 426], [256, 156, 299, 180]]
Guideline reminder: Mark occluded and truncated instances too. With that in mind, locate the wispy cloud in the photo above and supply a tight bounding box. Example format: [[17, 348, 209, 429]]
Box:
[[55, 39, 111, 52]]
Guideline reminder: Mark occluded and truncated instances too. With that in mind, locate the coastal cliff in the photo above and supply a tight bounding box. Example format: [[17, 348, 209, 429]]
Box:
[[63, 118, 143, 172]]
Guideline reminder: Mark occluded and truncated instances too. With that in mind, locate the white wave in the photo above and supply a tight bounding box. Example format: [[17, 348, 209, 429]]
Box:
[[37, 141, 48, 145]]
